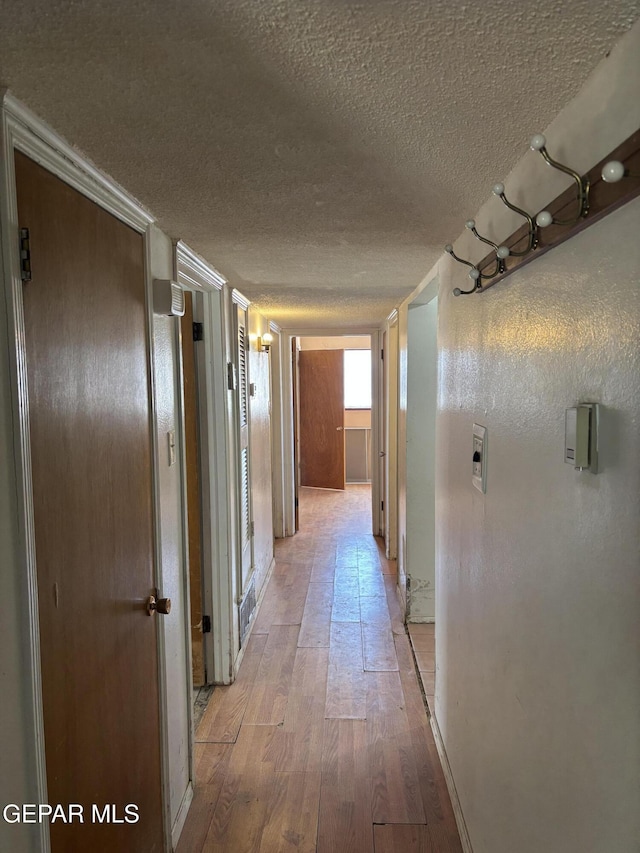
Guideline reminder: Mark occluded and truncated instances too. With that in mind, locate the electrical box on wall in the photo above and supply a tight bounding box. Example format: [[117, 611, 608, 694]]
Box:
[[153, 279, 185, 317], [565, 403, 599, 473], [472, 423, 487, 493]]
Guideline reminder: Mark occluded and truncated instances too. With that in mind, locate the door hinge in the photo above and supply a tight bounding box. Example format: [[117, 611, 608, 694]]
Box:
[[249, 382, 256, 397], [192, 322, 204, 342], [249, 521, 255, 537], [294, 497, 299, 509], [19, 228, 32, 282], [381, 500, 384, 511], [202, 615, 211, 634], [381, 348, 384, 360], [227, 362, 237, 390]]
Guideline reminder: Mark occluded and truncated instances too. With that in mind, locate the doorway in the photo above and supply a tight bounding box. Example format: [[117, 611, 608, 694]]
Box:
[[293, 335, 375, 537]]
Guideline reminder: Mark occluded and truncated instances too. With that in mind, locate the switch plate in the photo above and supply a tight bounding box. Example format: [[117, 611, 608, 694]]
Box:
[[472, 423, 487, 493]]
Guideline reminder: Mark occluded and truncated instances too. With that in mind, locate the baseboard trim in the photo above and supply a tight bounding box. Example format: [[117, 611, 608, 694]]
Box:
[[171, 781, 194, 850], [429, 712, 474, 853]]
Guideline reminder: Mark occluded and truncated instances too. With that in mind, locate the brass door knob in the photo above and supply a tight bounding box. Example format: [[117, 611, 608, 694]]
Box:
[[146, 595, 172, 616]]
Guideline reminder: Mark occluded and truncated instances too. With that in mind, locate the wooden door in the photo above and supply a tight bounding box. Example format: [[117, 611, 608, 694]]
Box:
[[180, 292, 205, 686], [16, 152, 164, 852], [299, 350, 345, 490], [291, 337, 299, 530]]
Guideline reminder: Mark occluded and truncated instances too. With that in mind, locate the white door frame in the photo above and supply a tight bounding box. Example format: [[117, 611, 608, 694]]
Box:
[[277, 327, 382, 538], [174, 242, 235, 686], [0, 92, 174, 851], [383, 310, 399, 560], [268, 323, 286, 539]]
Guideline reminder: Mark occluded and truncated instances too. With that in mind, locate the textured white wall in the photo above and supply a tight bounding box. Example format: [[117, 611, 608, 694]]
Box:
[[406, 297, 438, 620], [148, 225, 191, 829], [427, 28, 640, 852], [299, 335, 370, 349], [249, 308, 275, 599], [438, 198, 640, 853]]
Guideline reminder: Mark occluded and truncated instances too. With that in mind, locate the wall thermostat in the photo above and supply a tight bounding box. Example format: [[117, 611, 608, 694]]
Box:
[[472, 423, 487, 493], [565, 403, 599, 473]]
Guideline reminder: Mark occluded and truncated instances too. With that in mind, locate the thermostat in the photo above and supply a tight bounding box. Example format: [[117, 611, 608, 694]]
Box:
[[472, 423, 487, 493], [565, 403, 599, 473]]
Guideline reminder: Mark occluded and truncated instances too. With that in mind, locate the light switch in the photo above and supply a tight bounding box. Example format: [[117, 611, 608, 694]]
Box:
[[167, 430, 176, 467], [472, 424, 487, 493]]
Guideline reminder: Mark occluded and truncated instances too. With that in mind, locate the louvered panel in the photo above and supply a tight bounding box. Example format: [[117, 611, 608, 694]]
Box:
[[241, 447, 250, 543], [238, 323, 248, 428]]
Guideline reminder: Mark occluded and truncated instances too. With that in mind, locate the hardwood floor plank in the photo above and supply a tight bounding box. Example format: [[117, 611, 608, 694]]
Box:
[[310, 549, 336, 583], [384, 574, 405, 635], [258, 771, 322, 853], [265, 648, 328, 772], [373, 823, 434, 852], [251, 570, 308, 632], [325, 622, 367, 719], [358, 560, 386, 596], [361, 596, 399, 672], [196, 634, 268, 743], [243, 625, 300, 725], [332, 572, 361, 623], [298, 582, 334, 648], [366, 672, 426, 824], [202, 726, 278, 852], [176, 784, 225, 853], [318, 719, 372, 853]]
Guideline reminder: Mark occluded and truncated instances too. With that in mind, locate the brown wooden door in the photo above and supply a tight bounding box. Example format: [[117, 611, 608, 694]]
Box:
[[299, 350, 345, 490], [16, 152, 164, 852], [180, 292, 205, 686]]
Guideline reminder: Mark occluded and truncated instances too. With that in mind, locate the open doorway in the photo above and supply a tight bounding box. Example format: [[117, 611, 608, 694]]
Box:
[[295, 335, 373, 531]]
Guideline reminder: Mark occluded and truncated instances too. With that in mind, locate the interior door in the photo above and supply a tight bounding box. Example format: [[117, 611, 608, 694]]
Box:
[[180, 291, 205, 686], [299, 349, 345, 490], [380, 333, 387, 538], [291, 337, 300, 531], [16, 151, 164, 852]]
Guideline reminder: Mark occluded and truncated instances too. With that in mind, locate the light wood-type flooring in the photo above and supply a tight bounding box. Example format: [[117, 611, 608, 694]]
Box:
[[178, 485, 462, 853]]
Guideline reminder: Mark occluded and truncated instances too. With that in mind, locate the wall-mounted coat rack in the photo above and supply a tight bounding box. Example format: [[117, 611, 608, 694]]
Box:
[[446, 129, 640, 296]]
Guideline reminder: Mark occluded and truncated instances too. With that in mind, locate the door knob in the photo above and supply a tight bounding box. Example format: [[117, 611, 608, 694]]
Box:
[[379, 451, 386, 457], [336, 426, 343, 431], [147, 595, 172, 616]]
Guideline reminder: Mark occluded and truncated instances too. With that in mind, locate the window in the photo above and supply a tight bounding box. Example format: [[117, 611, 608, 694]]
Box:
[[344, 349, 371, 409]]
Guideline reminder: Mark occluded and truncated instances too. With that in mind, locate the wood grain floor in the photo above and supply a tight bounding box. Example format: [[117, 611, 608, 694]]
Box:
[[178, 485, 462, 853]]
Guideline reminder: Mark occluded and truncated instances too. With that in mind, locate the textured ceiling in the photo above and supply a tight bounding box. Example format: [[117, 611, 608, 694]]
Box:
[[1, 0, 638, 328]]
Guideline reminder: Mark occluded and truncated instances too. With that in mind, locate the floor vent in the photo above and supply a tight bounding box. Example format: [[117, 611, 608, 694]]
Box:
[[239, 581, 256, 644]]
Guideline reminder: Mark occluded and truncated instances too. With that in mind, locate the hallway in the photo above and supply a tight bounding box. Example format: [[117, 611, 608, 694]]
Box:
[[178, 486, 462, 852]]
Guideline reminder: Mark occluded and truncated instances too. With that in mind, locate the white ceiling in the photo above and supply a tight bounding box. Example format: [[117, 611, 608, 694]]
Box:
[[1, 1, 638, 328]]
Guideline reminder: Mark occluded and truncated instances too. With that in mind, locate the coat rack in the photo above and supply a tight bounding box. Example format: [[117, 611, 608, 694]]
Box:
[[445, 129, 640, 296]]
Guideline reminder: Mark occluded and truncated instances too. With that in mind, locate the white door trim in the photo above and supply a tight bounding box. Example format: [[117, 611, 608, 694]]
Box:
[[0, 92, 171, 851], [174, 241, 235, 685]]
